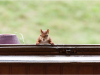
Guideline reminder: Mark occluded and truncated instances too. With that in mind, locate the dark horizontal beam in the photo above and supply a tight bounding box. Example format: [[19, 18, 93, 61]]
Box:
[[0, 44, 100, 48], [0, 44, 99, 55]]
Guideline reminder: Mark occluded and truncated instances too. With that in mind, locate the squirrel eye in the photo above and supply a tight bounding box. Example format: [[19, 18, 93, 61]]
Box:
[[45, 32, 47, 34]]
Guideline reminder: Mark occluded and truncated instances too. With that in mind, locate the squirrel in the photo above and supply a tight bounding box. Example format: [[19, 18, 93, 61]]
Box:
[[36, 29, 54, 45]]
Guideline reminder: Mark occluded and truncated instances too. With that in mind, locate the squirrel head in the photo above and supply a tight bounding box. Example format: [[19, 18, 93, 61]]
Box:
[[40, 29, 49, 38]]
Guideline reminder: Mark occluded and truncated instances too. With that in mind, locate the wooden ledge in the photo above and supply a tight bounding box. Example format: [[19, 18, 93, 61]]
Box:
[[0, 44, 99, 55], [0, 44, 100, 48], [0, 55, 99, 63]]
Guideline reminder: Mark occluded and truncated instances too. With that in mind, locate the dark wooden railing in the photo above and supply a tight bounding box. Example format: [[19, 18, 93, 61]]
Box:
[[0, 44, 100, 55], [0, 44, 100, 74]]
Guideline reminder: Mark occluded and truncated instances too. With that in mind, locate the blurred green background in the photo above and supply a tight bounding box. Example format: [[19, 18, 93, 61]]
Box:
[[0, 1, 100, 44]]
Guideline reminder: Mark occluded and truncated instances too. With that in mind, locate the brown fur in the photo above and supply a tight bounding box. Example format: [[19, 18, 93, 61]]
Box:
[[36, 29, 54, 45]]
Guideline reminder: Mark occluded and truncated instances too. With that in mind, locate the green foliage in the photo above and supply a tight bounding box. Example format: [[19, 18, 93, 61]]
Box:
[[0, 1, 100, 44]]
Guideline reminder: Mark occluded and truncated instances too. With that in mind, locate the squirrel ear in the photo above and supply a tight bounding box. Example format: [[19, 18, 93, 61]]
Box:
[[40, 29, 43, 33], [47, 29, 49, 33]]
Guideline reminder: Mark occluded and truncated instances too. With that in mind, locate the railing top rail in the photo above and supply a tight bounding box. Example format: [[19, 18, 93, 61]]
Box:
[[0, 44, 100, 48]]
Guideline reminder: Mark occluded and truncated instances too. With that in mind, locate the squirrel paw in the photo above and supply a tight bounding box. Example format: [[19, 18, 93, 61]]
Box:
[[36, 42, 40, 45], [51, 43, 54, 45]]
